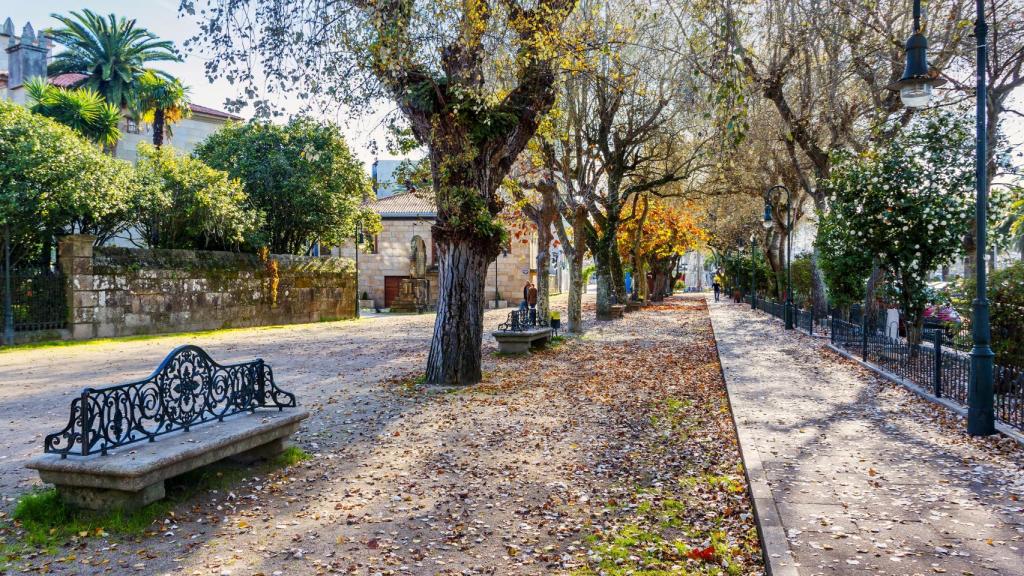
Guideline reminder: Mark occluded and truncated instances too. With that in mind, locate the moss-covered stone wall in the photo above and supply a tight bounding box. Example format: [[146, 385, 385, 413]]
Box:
[[59, 236, 357, 339]]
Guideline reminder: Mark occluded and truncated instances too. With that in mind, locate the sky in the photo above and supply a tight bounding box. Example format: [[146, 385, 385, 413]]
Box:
[[4, 1, 408, 169], [6, 2, 1022, 174]]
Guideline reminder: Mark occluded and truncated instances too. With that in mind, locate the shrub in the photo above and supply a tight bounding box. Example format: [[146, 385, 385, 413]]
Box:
[[954, 261, 1024, 366], [195, 118, 379, 254], [0, 101, 139, 264], [134, 143, 262, 251]]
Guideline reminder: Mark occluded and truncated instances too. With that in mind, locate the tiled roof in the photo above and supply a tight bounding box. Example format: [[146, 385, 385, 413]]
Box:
[[367, 191, 436, 218], [49, 72, 88, 87], [188, 102, 242, 121], [45, 74, 242, 120]]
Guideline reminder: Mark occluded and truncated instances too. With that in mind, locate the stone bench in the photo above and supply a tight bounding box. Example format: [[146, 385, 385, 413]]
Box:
[[492, 309, 552, 354], [625, 301, 643, 313], [493, 327, 553, 354], [27, 345, 309, 511]]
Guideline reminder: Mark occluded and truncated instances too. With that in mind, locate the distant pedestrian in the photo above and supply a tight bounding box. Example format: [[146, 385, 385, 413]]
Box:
[[527, 282, 538, 324], [712, 279, 721, 302]]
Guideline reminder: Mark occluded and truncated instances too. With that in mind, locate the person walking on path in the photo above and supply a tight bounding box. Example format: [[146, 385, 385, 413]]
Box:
[[712, 275, 722, 302], [526, 282, 538, 324]]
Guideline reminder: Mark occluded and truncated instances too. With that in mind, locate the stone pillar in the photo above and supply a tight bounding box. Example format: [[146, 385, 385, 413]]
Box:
[[58, 235, 97, 340]]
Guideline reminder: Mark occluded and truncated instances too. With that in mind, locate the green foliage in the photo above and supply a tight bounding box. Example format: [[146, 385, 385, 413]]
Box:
[[134, 143, 261, 251], [952, 261, 1024, 366], [716, 251, 772, 296], [790, 254, 814, 308], [48, 9, 180, 109], [133, 71, 191, 146], [583, 264, 597, 285], [817, 111, 975, 328], [25, 78, 121, 147], [0, 101, 139, 264], [273, 446, 312, 467], [816, 213, 873, 310], [194, 118, 376, 254]]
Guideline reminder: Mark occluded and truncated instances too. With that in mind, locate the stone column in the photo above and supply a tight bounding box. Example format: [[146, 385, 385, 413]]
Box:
[[58, 235, 97, 340]]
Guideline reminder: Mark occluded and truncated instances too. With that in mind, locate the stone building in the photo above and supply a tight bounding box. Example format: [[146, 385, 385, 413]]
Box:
[[337, 190, 541, 310], [1, 17, 241, 163]]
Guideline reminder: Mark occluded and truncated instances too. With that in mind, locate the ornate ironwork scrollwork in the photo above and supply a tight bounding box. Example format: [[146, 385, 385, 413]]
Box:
[[496, 309, 549, 332], [43, 345, 298, 458]]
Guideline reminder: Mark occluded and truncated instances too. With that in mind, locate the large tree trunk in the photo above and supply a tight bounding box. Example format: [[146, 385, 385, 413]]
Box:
[[610, 247, 627, 304], [567, 249, 584, 333], [425, 237, 491, 385], [535, 224, 552, 325]]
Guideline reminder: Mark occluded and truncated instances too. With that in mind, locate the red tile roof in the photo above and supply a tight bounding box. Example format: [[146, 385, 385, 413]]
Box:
[[49, 72, 88, 87], [45, 73, 242, 120], [367, 191, 436, 218]]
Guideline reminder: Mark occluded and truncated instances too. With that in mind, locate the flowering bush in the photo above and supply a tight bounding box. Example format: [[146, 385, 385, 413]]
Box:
[[817, 111, 975, 339]]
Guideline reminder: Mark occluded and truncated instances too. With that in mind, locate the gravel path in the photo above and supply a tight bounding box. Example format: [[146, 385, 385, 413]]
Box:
[[709, 297, 1024, 576], [1, 295, 761, 575]]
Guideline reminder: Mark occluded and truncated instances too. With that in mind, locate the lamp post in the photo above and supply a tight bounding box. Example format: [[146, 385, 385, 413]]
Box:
[[750, 232, 757, 310], [893, 0, 993, 436], [764, 185, 793, 329], [736, 239, 746, 304]]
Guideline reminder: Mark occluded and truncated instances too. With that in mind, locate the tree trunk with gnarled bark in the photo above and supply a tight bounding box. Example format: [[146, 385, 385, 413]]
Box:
[[425, 237, 492, 386], [535, 224, 552, 325], [556, 205, 587, 334]]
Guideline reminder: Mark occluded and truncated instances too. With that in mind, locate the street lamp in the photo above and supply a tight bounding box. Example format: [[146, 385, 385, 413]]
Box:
[[895, 0, 993, 436], [889, 0, 946, 109], [764, 185, 793, 330], [750, 232, 757, 311]]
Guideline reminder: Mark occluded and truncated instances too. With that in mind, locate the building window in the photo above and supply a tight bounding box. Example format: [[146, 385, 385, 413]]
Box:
[[125, 118, 141, 134], [368, 234, 379, 255]]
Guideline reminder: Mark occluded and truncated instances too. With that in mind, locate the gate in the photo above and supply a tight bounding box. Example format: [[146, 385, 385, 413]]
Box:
[[1, 267, 68, 342]]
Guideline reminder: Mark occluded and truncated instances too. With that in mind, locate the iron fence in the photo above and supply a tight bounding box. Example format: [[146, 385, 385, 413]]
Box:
[[1, 267, 68, 338], [829, 315, 1022, 432], [745, 299, 1024, 432]]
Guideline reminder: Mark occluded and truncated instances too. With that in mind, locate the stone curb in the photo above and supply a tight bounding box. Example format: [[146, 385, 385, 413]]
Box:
[[827, 344, 1024, 447], [707, 301, 801, 576]]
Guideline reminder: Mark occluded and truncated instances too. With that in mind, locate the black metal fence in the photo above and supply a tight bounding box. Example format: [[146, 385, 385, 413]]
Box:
[[828, 316, 1022, 432], [742, 295, 1024, 432], [1, 267, 68, 341]]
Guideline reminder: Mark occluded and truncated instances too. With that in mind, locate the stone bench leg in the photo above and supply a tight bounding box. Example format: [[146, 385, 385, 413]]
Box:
[[497, 340, 532, 354], [56, 481, 166, 512], [229, 437, 287, 464]]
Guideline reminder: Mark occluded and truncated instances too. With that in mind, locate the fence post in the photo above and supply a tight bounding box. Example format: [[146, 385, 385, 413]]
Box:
[[861, 308, 868, 361], [808, 307, 814, 336], [933, 329, 943, 398], [830, 308, 835, 344]]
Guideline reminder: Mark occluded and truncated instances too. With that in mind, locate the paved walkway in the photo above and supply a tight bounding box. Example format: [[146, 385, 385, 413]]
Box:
[[709, 297, 1024, 576]]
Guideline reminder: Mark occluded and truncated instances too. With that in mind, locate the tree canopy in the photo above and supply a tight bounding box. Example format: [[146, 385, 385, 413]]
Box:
[[194, 118, 376, 255]]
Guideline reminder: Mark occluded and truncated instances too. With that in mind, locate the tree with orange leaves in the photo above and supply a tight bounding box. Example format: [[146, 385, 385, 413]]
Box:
[[618, 198, 706, 302]]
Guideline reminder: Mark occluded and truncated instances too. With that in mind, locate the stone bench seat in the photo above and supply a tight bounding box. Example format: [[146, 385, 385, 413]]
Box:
[[493, 327, 553, 354], [27, 409, 308, 510], [26, 345, 307, 511]]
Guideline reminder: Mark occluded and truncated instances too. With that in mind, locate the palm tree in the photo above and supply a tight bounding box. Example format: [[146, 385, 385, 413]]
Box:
[[25, 78, 121, 148], [134, 71, 191, 148], [47, 10, 180, 110]]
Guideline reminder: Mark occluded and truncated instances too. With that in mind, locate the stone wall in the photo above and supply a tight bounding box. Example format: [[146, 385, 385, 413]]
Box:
[[59, 235, 357, 340], [338, 218, 538, 309]]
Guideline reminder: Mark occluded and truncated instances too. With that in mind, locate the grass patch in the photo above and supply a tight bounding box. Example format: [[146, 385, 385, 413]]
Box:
[[1, 447, 312, 567], [273, 445, 312, 467]]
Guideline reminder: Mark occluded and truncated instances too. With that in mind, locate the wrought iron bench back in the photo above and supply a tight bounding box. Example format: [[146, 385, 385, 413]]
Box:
[[497, 309, 549, 332], [44, 345, 297, 458]]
